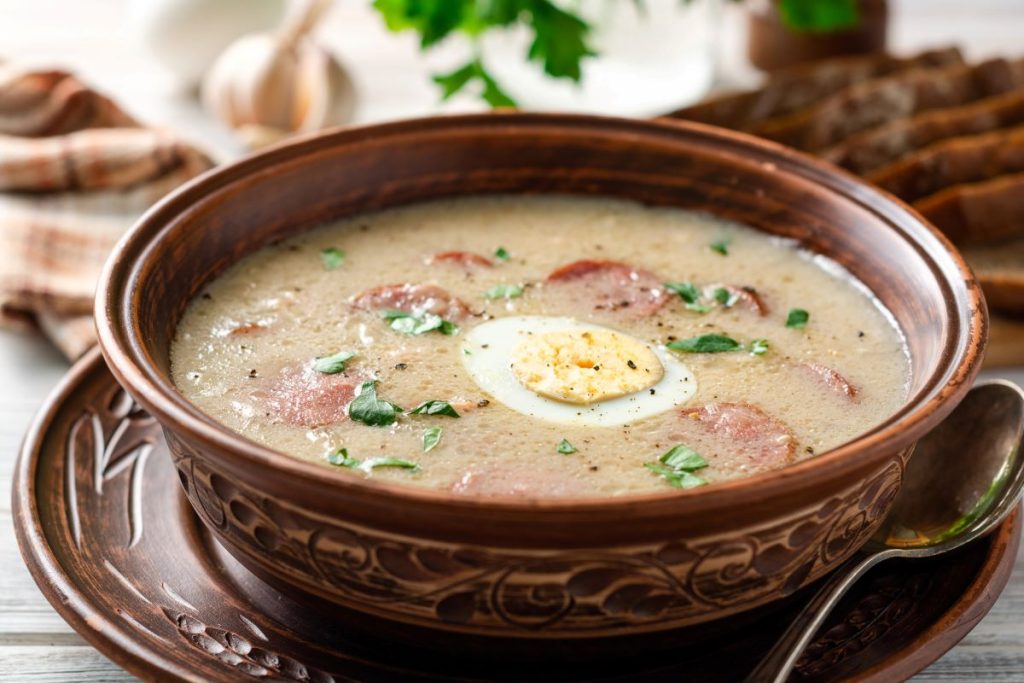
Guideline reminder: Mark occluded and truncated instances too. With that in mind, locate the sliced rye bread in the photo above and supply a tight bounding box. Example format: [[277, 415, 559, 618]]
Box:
[[822, 87, 1024, 174], [963, 237, 1024, 315], [751, 58, 1024, 152], [983, 314, 1024, 366], [667, 47, 963, 130], [914, 172, 1024, 246], [867, 125, 1024, 202]]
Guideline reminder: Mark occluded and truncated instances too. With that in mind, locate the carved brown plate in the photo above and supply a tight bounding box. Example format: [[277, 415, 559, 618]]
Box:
[[13, 349, 1021, 682]]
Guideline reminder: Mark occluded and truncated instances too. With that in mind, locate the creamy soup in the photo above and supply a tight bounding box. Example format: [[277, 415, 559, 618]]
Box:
[[172, 196, 910, 497]]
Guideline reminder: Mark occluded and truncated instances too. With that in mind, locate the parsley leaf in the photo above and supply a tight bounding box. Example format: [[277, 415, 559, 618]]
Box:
[[381, 309, 459, 336], [664, 281, 701, 304], [374, 0, 596, 107], [645, 444, 708, 489], [709, 238, 730, 255], [409, 400, 461, 418], [494, 246, 511, 261], [667, 334, 741, 353], [665, 281, 713, 313], [328, 447, 419, 472], [321, 247, 345, 270], [358, 457, 419, 473], [372, 0, 465, 47], [327, 448, 360, 467], [432, 58, 516, 107], [714, 287, 734, 306], [556, 438, 577, 454], [750, 339, 770, 356], [312, 350, 356, 374], [661, 444, 708, 471], [348, 381, 403, 427], [526, 0, 594, 81], [485, 283, 524, 300], [433, 61, 477, 98], [477, 62, 517, 107], [423, 427, 443, 452], [786, 308, 810, 329]]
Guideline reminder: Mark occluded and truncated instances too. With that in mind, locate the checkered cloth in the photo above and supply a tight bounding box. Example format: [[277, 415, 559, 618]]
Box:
[[0, 64, 213, 359]]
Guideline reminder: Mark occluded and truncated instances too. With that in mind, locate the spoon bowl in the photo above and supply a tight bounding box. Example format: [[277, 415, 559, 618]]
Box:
[[874, 379, 1024, 553], [749, 379, 1024, 683]]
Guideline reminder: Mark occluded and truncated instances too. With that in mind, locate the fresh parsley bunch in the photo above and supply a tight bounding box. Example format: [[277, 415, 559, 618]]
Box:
[[372, 0, 595, 107], [372, 0, 860, 108]]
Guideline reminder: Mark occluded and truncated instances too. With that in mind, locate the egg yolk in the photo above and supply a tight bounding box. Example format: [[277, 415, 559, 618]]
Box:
[[509, 329, 664, 405]]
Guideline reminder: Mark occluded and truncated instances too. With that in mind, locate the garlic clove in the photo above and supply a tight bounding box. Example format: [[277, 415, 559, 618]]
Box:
[[293, 43, 356, 133], [235, 124, 291, 150], [201, 32, 357, 148]]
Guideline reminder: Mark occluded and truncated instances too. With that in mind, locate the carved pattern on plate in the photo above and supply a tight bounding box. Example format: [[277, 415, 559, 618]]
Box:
[[165, 428, 905, 633], [64, 386, 156, 548], [160, 606, 336, 682], [56, 381, 334, 680], [795, 571, 932, 678]]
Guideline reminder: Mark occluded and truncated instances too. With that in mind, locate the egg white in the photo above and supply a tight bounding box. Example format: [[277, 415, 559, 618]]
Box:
[[461, 316, 696, 427]]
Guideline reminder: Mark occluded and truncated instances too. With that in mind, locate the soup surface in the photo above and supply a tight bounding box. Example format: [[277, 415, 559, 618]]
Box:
[[172, 196, 910, 497]]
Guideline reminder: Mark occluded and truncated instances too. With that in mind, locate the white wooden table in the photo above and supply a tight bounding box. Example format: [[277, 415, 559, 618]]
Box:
[[2, 1, 1023, 680]]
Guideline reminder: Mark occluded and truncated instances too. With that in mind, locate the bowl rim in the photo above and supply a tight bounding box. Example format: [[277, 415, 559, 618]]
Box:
[[95, 112, 988, 516]]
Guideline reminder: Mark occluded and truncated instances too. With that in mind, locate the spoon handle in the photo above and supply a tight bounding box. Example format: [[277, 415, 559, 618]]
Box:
[[744, 551, 892, 683]]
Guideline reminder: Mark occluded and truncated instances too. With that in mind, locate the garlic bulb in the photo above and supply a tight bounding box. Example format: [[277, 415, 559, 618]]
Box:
[[201, 0, 355, 148]]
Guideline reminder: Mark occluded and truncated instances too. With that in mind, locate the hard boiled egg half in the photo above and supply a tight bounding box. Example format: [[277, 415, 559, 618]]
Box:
[[461, 316, 696, 426]]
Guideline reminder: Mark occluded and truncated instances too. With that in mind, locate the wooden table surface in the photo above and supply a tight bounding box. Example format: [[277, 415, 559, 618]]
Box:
[[2, 1, 1023, 680]]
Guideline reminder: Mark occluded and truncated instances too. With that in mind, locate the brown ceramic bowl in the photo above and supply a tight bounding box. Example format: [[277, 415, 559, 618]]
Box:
[[95, 113, 986, 643]]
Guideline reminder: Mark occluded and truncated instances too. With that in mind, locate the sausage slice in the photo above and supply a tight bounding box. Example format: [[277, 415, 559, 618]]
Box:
[[546, 259, 668, 316], [705, 284, 769, 316], [451, 463, 591, 497], [678, 402, 796, 469], [253, 365, 360, 427], [800, 363, 860, 402], [351, 283, 470, 321], [427, 251, 494, 268]]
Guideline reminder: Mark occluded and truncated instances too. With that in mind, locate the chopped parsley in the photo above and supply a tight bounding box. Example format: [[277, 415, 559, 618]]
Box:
[[312, 350, 356, 374], [664, 281, 711, 313], [485, 283, 524, 300], [667, 334, 741, 353], [423, 427, 443, 452], [358, 457, 418, 472], [328, 448, 418, 472], [749, 339, 770, 356], [321, 247, 345, 270], [709, 238, 730, 255], [664, 281, 701, 304], [645, 444, 708, 489], [664, 281, 747, 314], [556, 438, 577, 455], [408, 400, 461, 418], [494, 246, 511, 261], [327, 448, 360, 467], [714, 287, 735, 306], [381, 309, 458, 336], [786, 308, 810, 329], [348, 381, 403, 427]]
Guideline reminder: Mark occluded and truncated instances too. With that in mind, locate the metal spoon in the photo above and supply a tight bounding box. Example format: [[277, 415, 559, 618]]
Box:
[[746, 379, 1024, 683]]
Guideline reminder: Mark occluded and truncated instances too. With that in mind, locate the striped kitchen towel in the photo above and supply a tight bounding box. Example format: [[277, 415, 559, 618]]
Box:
[[0, 64, 213, 359]]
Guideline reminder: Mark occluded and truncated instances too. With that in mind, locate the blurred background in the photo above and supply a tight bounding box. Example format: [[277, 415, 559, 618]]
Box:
[[0, 0, 1018, 160]]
